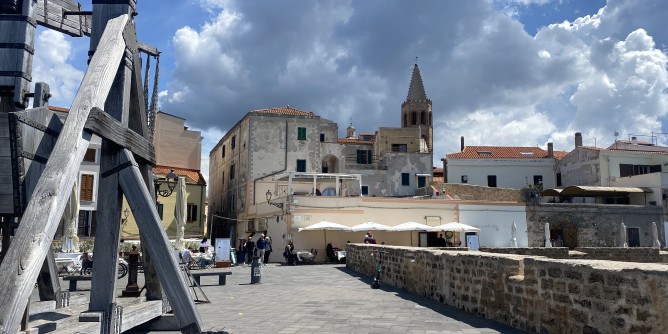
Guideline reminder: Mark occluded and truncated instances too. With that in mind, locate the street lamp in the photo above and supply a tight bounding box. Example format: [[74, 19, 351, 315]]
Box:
[[121, 208, 130, 225], [265, 190, 284, 212], [154, 169, 179, 198]]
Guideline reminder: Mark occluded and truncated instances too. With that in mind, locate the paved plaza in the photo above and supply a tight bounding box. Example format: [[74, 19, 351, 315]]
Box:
[[128, 263, 525, 334]]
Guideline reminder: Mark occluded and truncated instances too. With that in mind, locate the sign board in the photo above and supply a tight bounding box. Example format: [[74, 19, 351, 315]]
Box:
[[466, 235, 480, 251], [215, 238, 230, 261]]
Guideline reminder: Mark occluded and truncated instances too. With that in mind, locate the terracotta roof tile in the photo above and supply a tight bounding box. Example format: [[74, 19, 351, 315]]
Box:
[[552, 150, 568, 160], [447, 146, 556, 159], [252, 106, 316, 117], [337, 138, 373, 144], [48, 106, 69, 112], [154, 166, 207, 185]]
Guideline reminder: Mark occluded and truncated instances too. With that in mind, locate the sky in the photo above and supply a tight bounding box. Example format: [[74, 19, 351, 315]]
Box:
[[32, 0, 668, 181]]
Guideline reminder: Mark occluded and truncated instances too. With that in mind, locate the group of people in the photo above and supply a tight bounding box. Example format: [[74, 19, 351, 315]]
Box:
[[364, 231, 377, 244], [237, 234, 273, 265]]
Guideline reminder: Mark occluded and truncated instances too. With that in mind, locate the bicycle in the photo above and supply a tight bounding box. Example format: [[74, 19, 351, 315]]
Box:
[[80, 258, 129, 279]]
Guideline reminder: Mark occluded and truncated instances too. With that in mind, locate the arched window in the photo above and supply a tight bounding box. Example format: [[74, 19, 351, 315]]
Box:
[[421, 111, 426, 125], [411, 112, 417, 125], [429, 113, 432, 126]]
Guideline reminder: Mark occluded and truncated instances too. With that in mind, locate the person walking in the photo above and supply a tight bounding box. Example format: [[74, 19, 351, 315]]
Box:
[[244, 236, 255, 265], [264, 236, 273, 264], [237, 240, 246, 266], [256, 234, 266, 264]]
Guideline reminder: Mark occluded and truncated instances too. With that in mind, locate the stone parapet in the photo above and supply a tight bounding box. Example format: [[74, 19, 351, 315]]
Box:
[[479, 247, 570, 259], [347, 244, 668, 333], [574, 247, 663, 263]]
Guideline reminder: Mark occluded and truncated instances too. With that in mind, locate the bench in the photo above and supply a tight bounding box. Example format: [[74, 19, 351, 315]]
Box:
[[63, 275, 91, 291], [189, 270, 232, 286]]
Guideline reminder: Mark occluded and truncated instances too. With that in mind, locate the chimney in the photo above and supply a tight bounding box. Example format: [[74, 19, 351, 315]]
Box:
[[547, 142, 553, 158], [631, 136, 638, 145], [460, 136, 465, 152], [575, 132, 582, 148], [441, 158, 448, 183]]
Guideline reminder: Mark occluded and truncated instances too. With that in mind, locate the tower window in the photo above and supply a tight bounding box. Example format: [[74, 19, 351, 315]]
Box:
[[411, 112, 417, 125], [421, 111, 426, 125], [403, 114, 407, 127]]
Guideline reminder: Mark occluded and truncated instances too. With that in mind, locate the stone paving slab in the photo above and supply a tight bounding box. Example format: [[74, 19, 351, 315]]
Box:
[[129, 263, 525, 334]]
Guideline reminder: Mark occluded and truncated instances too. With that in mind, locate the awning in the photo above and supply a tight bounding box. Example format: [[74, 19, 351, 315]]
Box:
[[541, 186, 652, 197]]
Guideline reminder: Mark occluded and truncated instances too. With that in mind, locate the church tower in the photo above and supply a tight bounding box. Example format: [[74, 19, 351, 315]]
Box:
[[401, 63, 432, 153]]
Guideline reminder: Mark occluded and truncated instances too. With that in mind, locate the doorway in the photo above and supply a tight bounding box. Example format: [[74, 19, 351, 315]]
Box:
[[627, 227, 640, 247], [418, 232, 438, 247]]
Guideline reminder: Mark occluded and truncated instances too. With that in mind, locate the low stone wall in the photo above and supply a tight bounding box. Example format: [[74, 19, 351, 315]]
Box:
[[574, 247, 663, 263], [347, 244, 668, 334], [479, 247, 570, 259], [429, 182, 522, 202]]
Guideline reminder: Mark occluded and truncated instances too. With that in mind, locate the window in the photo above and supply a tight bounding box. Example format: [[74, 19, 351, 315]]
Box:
[[461, 175, 468, 183], [556, 173, 562, 187], [230, 194, 236, 212], [533, 175, 543, 186], [187, 204, 198, 223], [83, 148, 96, 162], [296, 159, 306, 172], [80, 174, 95, 201], [620, 164, 661, 177], [403, 114, 407, 127], [77, 210, 96, 237], [222, 145, 226, 158], [320, 133, 325, 142], [231, 135, 236, 149], [411, 112, 417, 125], [157, 203, 164, 220], [421, 111, 426, 125], [297, 127, 307, 140], [417, 176, 426, 188], [391, 144, 407, 152], [401, 173, 410, 186], [487, 175, 497, 187], [361, 185, 369, 196], [246, 220, 255, 232], [230, 164, 235, 180], [356, 150, 373, 164]]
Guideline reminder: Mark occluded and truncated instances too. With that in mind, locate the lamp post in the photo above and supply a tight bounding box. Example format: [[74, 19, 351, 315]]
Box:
[[265, 190, 284, 212], [154, 169, 179, 199]]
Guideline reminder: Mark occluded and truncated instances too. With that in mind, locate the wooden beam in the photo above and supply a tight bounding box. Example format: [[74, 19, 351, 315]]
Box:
[[0, 0, 37, 107], [0, 14, 128, 334], [118, 149, 202, 333], [35, 0, 92, 37], [137, 42, 159, 57], [86, 108, 155, 164]]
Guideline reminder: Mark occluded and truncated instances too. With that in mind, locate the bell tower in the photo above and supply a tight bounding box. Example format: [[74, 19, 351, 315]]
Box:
[[401, 62, 432, 153]]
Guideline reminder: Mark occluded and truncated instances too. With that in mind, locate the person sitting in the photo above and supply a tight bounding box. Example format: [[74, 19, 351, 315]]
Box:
[[284, 241, 296, 265], [326, 243, 336, 262], [80, 251, 93, 275]]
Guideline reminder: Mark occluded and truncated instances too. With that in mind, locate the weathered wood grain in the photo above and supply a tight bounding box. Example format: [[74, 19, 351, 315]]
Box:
[[36, 251, 62, 306], [118, 149, 202, 332], [85, 108, 155, 164], [35, 0, 92, 37], [0, 14, 128, 334]]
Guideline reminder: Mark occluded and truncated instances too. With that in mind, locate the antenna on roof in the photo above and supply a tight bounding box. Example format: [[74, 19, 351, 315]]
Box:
[[415, 56, 418, 64], [614, 131, 619, 149]]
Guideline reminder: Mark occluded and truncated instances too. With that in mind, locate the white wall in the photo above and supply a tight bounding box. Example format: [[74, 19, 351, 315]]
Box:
[[459, 204, 527, 247], [448, 159, 556, 189]]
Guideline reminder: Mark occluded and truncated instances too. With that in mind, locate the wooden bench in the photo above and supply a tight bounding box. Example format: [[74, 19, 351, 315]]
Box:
[[63, 275, 91, 291], [189, 270, 232, 286]]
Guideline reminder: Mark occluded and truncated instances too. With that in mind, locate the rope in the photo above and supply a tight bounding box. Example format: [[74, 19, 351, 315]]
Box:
[[148, 53, 160, 143], [143, 53, 150, 113]]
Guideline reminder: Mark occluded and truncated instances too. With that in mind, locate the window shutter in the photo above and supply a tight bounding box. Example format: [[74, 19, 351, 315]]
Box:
[[80, 174, 94, 201]]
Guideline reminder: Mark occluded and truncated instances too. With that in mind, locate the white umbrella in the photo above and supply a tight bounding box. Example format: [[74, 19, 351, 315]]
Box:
[[59, 181, 79, 252], [429, 222, 480, 232], [619, 222, 628, 248], [391, 222, 432, 246], [544, 223, 552, 248], [299, 221, 352, 245], [511, 221, 518, 248], [351, 222, 392, 232], [651, 222, 661, 248], [174, 176, 187, 250]]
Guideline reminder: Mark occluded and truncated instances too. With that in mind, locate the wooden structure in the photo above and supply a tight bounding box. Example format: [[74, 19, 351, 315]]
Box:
[[0, 0, 202, 333]]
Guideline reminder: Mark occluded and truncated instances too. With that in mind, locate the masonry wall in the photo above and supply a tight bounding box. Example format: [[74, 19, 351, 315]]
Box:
[[431, 183, 522, 202], [347, 244, 668, 334]]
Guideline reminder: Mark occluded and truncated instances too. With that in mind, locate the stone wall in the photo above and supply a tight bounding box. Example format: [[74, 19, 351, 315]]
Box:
[[574, 247, 663, 263], [429, 182, 522, 202], [526, 204, 663, 248], [347, 244, 668, 334], [479, 247, 570, 259]]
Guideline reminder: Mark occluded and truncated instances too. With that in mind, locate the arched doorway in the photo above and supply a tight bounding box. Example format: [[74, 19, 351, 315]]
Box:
[[321, 155, 338, 173]]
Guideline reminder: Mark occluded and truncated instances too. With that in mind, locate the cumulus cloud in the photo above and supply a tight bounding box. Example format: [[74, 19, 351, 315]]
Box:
[[157, 0, 668, 179], [31, 29, 84, 106]]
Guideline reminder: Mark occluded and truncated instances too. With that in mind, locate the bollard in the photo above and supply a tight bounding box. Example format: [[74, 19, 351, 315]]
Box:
[[122, 245, 141, 297], [250, 256, 262, 284], [371, 250, 386, 289]]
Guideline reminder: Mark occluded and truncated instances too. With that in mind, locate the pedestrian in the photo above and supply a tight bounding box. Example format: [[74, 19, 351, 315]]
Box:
[[257, 234, 266, 264], [284, 240, 295, 265], [199, 237, 209, 253], [264, 236, 272, 264], [237, 240, 246, 266], [245, 236, 255, 265]]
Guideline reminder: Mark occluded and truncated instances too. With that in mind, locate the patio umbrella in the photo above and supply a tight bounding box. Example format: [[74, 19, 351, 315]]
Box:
[[544, 223, 552, 248], [391, 222, 432, 246], [351, 222, 392, 232], [298, 221, 352, 245], [619, 222, 628, 248], [511, 221, 518, 248], [428, 222, 480, 232], [174, 176, 187, 250], [652, 222, 661, 248], [59, 180, 79, 252]]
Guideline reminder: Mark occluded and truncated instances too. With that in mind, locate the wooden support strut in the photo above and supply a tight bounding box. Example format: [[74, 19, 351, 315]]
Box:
[[0, 14, 129, 334]]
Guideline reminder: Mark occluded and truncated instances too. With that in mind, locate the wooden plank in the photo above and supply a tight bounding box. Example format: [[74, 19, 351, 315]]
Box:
[[0, 0, 37, 106], [35, 0, 92, 37], [119, 300, 163, 332], [36, 251, 62, 306], [0, 14, 128, 334], [85, 108, 155, 164], [118, 149, 202, 332]]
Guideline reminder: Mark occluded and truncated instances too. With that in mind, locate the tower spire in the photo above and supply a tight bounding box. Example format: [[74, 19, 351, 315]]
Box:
[[406, 63, 427, 101]]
